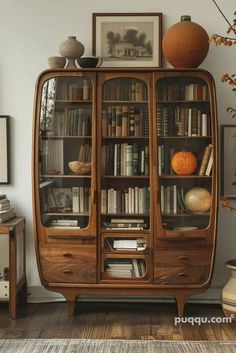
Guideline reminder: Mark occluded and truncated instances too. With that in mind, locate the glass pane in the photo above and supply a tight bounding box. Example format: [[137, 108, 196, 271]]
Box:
[[156, 76, 212, 231], [100, 77, 150, 231], [39, 76, 93, 229]]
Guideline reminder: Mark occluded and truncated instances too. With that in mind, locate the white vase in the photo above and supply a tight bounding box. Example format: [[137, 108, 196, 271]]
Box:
[[222, 260, 236, 321], [59, 36, 85, 69]]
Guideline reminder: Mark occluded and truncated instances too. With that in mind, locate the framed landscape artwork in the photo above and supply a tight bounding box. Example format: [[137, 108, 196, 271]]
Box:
[[221, 125, 236, 198], [92, 13, 162, 67], [0, 116, 10, 184]]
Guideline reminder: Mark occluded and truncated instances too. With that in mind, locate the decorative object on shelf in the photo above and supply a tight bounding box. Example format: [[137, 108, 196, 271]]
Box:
[[48, 56, 66, 69], [0, 116, 10, 184], [77, 56, 103, 68], [184, 187, 211, 212], [68, 161, 91, 175], [171, 150, 197, 175], [92, 13, 162, 68], [162, 15, 209, 68], [59, 36, 85, 69], [222, 259, 236, 321]]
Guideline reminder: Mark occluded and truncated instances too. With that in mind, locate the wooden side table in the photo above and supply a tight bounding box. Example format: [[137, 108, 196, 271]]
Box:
[[0, 217, 27, 319]]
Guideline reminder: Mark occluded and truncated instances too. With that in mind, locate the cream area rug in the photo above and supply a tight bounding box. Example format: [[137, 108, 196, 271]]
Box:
[[0, 339, 236, 353]]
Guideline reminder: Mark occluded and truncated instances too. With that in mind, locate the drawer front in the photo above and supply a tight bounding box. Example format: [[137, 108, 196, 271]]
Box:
[[154, 266, 210, 285], [154, 249, 212, 267], [0, 282, 9, 300], [40, 247, 96, 263], [40, 247, 96, 284]]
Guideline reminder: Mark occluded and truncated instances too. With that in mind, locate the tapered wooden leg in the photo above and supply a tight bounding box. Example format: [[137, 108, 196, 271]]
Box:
[[65, 295, 77, 316], [176, 295, 188, 317]]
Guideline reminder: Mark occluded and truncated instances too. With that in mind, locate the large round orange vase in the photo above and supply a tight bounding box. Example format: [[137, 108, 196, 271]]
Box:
[[162, 16, 209, 68]]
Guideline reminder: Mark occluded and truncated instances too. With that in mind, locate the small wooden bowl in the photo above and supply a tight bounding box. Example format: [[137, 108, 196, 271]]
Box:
[[68, 161, 91, 175]]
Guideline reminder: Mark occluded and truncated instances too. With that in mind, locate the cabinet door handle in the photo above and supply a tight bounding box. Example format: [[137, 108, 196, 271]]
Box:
[[63, 270, 73, 275], [178, 272, 188, 277], [63, 253, 73, 258], [178, 256, 189, 261]]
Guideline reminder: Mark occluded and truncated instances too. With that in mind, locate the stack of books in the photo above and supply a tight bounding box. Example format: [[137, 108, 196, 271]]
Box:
[[105, 238, 146, 251], [104, 218, 148, 230], [50, 219, 80, 229], [105, 259, 146, 278], [0, 194, 16, 223]]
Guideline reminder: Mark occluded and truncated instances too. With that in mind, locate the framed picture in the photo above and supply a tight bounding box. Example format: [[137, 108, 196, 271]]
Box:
[[0, 116, 10, 184], [221, 125, 236, 198], [92, 12, 162, 67]]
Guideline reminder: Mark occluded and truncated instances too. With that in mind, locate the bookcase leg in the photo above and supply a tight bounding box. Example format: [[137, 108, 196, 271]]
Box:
[[65, 295, 77, 316], [176, 295, 188, 317]]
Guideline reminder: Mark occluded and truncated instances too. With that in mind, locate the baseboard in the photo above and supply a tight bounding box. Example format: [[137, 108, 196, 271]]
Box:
[[27, 286, 221, 304]]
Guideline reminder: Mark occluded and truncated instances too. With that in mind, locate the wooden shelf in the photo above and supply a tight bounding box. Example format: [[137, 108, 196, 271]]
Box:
[[102, 176, 149, 179], [45, 212, 89, 216], [157, 100, 210, 104], [162, 212, 210, 217], [158, 136, 212, 140], [102, 100, 148, 104], [159, 175, 212, 179], [42, 174, 91, 178], [55, 100, 92, 103], [41, 136, 92, 140]]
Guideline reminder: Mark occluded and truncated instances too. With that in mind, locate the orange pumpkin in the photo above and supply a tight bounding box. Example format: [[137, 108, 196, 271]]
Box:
[[171, 151, 197, 175]]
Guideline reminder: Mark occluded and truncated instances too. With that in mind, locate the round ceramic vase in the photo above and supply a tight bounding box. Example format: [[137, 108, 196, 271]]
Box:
[[59, 36, 85, 69], [162, 15, 209, 68], [222, 260, 236, 321]]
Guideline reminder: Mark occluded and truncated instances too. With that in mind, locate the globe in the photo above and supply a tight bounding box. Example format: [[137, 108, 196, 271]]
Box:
[[184, 187, 211, 212]]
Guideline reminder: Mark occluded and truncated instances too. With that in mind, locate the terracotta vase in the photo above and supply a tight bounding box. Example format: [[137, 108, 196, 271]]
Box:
[[162, 15, 209, 68], [222, 260, 236, 321], [59, 36, 85, 69]]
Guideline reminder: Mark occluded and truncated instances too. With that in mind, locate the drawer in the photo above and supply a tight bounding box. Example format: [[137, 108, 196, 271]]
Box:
[[0, 281, 9, 300], [154, 249, 212, 267], [154, 266, 210, 285], [40, 246, 96, 284], [40, 246, 96, 263]]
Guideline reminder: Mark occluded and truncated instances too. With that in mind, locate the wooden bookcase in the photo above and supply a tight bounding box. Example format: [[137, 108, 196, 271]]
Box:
[[32, 68, 218, 316]]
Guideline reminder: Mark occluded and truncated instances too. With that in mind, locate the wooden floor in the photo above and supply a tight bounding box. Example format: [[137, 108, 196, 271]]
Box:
[[0, 302, 236, 340]]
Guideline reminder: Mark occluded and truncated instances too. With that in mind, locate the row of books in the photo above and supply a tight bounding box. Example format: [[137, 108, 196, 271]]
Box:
[[103, 218, 148, 230], [0, 195, 15, 223], [105, 238, 146, 250], [101, 187, 150, 215], [46, 187, 90, 213], [56, 80, 92, 101], [105, 259, 146, 278], [77, 144, 92, 163], [102, 105, 149, 137], [101, 143, 149, 176], [156, 106, 210, 137], [49, 219, 80, 229], [198, 144, 213, 176], [51, 107, 92, 137], [103, 80, 147, 101], [158, 82, 209, 101]]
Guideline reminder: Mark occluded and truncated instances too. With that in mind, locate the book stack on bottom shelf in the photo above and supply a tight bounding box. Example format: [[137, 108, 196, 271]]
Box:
[[105, 259, 146, 278], [0, 194, 16, 223]]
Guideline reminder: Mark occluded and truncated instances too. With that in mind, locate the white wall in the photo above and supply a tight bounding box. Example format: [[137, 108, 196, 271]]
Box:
[[0, 0, 235, 302]]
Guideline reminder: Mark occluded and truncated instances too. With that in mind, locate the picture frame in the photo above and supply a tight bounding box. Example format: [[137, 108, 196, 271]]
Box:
[[92, 12, 162, 67], [0, 116, 10, 184], [221, 125, 236, 198]]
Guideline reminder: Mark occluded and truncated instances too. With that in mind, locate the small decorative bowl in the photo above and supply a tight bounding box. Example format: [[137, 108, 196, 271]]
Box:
[[68, 161, 91, 175], [48, 56, 66, 69]]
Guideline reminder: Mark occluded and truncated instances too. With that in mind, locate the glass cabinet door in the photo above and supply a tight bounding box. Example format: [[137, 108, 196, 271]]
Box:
[[38, 75, 94, 230], [156, 75, 213, 232], [99, 77, 150, 231]]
